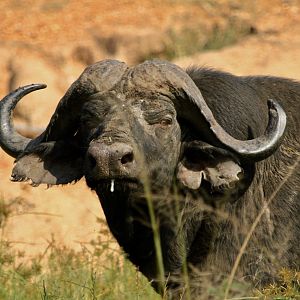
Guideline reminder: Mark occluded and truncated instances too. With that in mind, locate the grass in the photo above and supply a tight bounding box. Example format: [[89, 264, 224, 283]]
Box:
[[0, 193, 299, 299], [139, 18, 256, 63], [258, 269, 300, 299], [139, 1, 257, 62], [161, 18, 255, 61], [0, 196, 244, 300], [0, 198, 160, 300], [0, 244, 160, 300], [0, 155, 299, 299]]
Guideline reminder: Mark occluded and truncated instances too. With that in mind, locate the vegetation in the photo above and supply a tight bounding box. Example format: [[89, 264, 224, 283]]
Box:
[[0, 198, 160, 300], [1, 154, 300, 299], [258, 269, 300, 299], [138, 0, 258, 62], [0, 242, 160, 299], [161, 18, 255, 60], [0, 196, 299, 299]]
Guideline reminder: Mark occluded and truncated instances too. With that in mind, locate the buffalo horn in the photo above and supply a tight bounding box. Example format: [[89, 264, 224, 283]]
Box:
[[0, 84, 46, 158], [178, 91, 287, 162]]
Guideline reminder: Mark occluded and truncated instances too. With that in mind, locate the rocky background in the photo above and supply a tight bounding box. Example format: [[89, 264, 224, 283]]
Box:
[[0, 0, 300, 258]]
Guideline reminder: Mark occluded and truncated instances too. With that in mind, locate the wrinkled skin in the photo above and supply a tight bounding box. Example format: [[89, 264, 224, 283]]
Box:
[[0, 60, 299, 298], [82, 89, 182, 275]]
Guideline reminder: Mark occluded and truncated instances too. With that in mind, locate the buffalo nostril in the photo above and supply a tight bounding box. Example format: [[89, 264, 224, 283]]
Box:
[[121, 152, 134, 165]]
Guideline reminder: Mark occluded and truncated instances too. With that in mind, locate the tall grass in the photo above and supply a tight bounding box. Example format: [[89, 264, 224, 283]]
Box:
[[224, 155, 300, 299], [0, 155, 299, 299], [0, 198, 160, 300]]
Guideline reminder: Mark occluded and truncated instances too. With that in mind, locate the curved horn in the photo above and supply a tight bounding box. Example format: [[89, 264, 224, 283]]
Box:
[[0, 60, 128, 160], [179, 93, 287, 162], [130, 60, 287, 162], [213, 99, 286, 161], [0, 84, 47, 158]]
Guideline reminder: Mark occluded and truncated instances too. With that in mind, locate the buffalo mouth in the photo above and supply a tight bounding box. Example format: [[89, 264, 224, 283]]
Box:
[[86, 177, 141, 193]]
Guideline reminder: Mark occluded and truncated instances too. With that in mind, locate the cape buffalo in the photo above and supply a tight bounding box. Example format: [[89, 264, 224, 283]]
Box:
[[0, 59, 299, 298]]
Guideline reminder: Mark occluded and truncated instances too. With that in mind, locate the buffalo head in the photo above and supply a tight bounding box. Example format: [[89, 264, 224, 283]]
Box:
[[0, 59, 286, 187]]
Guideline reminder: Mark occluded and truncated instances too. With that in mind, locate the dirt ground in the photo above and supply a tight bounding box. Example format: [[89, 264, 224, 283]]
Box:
[[0, 0, 300, 258]]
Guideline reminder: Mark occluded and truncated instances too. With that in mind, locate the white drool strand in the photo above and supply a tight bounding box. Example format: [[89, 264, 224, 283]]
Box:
[[110, 179, 115, 192]]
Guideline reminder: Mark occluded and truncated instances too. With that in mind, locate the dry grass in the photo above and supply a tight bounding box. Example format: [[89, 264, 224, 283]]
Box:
[[0, 155, 299, 299]]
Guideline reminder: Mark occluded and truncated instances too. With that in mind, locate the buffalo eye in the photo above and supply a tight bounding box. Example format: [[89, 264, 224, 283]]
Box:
[[159, 116, 173, 127]]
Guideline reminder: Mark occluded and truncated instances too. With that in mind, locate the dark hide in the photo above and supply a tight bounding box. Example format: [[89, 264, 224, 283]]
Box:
[[4, 60, 300, 298]]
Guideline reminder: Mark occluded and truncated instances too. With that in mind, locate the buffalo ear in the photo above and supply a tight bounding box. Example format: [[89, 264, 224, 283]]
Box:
[[11, 140, 84, 186], [177, 162, 204, 190], [176, 142, 244, 194], [177, 159, 243, 191]]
